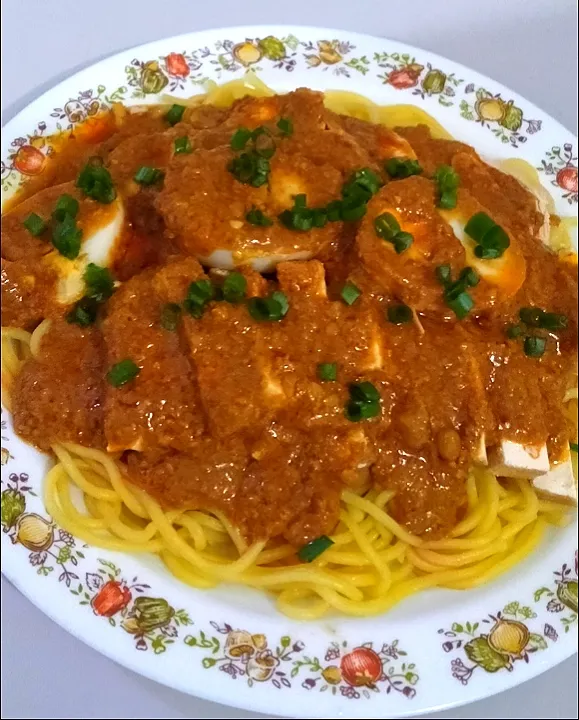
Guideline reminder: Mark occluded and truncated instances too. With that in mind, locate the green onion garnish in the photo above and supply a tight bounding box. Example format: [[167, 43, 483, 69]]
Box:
[[446, 291, 474, 320], [465, 212, 510, 259], [76, 161, 116, 204], [325, 200, 343, 222], [247, 291, 289, 322], [297, 535, 334, 563], [539, 312, 568, 331], [107, 359, 141, 387], [387, 304, 413, 324], [433, 165, 460, 209], [222, 272, 247, 304], [345, 381, 381, 422], [52, 214, 82, 259], [228, 151, 270, 187], [65, 297, 99, 327], [52, 194, 79, 222], [246, 207, 274, 227], [160, 303, 182, 331], [435, 264, 452, 286], [317, 362, 337, 382], [279, 195, 327, 231], [183, 279, 214, 317], [524, 335, 546, 358], [22, 212, 47, 237], [230, 127, 253, 151], [84, 263, 115, 303], [340, 196, 367, 222], [458, 267, 480, 288], [394, 231, 414, 254], [165, 104, 186, 126], [134, 166, 165, 186], [374, 212, 401, 240], [340, 282, 361, 306], [253, 128, 276, 159], [570, 442, 579, 453], [174, 136, 192, 155], [342, 168, 383, 204], [385, 157, 423, 179], [277, 117, 294, 137], [506, 324, 524, 339]]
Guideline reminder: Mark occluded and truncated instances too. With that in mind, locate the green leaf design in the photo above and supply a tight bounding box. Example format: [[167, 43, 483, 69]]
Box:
[[184, 635, 197, 647], [405, 671, 419, 685], [503, 601, 520, 616], [527, 633, 548, 651], [519, 606, 537, 620], [1, 488, 25, 529], [464, 637, 510, 673], [451, 622, 464, 633], [281, 636, 291, 648], [202, 657, 217, 668], [534, 587, 552, 602]]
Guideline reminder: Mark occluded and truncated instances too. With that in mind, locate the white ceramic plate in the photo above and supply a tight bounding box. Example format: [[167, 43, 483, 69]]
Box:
[[2, 26, 577, 719]]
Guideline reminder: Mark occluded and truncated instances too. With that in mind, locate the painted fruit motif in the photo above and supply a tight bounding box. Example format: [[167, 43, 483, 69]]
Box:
[[422, 69, 447, 94], [233, 42, 262, 66], [501, 101, 523, 131], [258, 36, 286, 61], [91, 580, 132, 617], [386, 65, 423, 89], [488, 618, 530, 658], [15, 513, 54, 551], [322, 666, 342, 685], [340, 646, 383, 687], [556, 166, 578, 193], [318, 41, 342, 65], [475, 96, 505, 122], [130, 596, 174, 632], [140, 61, 168, 95], [557, 579, 578, 613], [225, 630, 256, 658], [246, 651, 280, 681], [1, 488, 25, 530], [165, 52, 190, 78], [13, 145, 46, 176]]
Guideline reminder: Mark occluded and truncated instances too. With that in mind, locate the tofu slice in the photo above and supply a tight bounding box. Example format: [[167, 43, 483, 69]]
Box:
[[488, 439, 550, 479], [532, 453, 577, 505]]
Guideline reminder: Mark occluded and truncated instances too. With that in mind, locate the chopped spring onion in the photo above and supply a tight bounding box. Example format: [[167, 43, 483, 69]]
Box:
[[107, 359, 141, 387], [570, 442, 579, 453], [297, 535, 334, 563], [65, 297, 99, 327], [524, 335, 547, 358], [345, 381, 381, 422], [385, 157, 423, 179], [52, 194, 79, 222], [165, 104, 186, 126], [279, 195, 327, 231], [340, 282, 361, 306], [52, 214, 82, 259], [519, 306, 568, 331], [433, 165, 460, 209], [134, 166, 165, 186], [317, 362, 337, 382], [184, 279, 214, 317], [465, 212, 510, 259], [222, 272, 247, 304], [76, 160, 116, 204], [393, 231, 414, 254], [174, 136, 192, 155], [228, 151, 270, 187], [230, 127, 253, 151], [446, 291, 474, 320], [277, 117, 294, 137], [247, 291, 289, 322], [435, 264, 452, 286], [246, 207, 274, 227], [506, 324, 524, 339], [22, 212, 47, 237], [343, 168, 383, 201], [374, 212, 401, 241], [84, 263, 115, 302], [387, 304, 413, 324], [160, 303, 182, 331]]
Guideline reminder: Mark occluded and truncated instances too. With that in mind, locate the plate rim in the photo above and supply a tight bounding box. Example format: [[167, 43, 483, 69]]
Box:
[[1, 24, 577, 719]]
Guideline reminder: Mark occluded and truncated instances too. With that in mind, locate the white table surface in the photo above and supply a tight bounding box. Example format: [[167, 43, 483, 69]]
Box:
[[1, 0, 577, 717]]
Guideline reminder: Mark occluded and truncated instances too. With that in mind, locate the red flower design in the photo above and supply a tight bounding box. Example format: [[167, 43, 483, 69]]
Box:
[[386, 67, 422, 90], [165, 53, 190, 78], [556, 166, 578, 193], [13, 145, 46, 176], [340, 647, 383, 687], [91, 580, 132, 617]]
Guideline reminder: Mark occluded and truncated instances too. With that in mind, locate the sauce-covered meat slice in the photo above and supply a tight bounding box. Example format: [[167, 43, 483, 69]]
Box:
[[12, 319, 105, 451]]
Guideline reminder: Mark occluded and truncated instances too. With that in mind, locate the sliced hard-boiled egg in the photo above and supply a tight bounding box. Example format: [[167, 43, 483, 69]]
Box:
[[45, 195, 125, 304]]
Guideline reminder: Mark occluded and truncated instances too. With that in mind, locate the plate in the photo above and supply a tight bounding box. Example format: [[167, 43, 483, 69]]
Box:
[[1, 25, 577, 719]]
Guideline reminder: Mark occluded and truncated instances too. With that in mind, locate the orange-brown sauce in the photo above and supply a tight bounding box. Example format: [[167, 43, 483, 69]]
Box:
[[2, 90, 577, 545]]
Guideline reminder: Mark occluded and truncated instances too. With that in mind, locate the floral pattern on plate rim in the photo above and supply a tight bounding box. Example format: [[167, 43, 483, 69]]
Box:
[[0, 30, 578, 704], [2, 405, 578, 692], [2, 33, 578, 204]]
